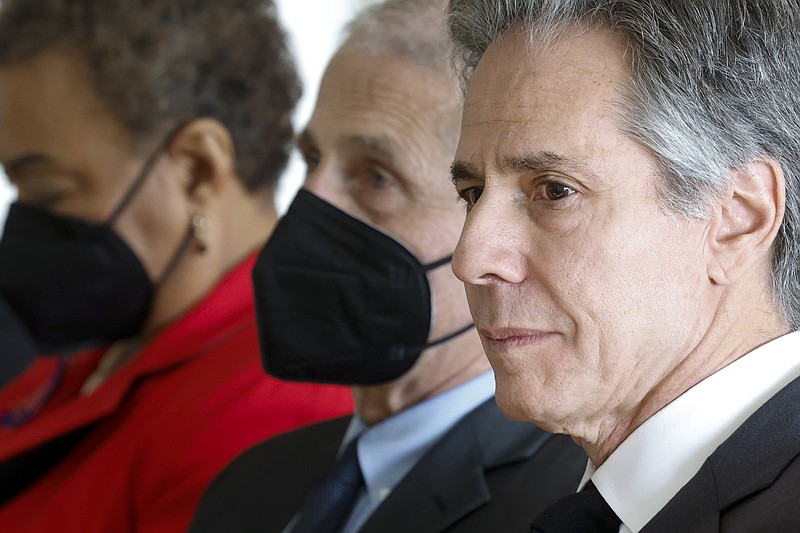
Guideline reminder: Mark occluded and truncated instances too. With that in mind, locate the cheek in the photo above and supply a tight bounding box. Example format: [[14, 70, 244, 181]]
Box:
[[114, 173, 190, 279], [427, 262, 473, 335], [566, 219, 712, 374], [414, 209, 464, 262], [463, 285, 482, 320]]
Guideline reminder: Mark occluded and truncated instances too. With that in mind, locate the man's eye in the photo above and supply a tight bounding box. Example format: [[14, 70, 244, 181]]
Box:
[[542, 182, 575, 201], [458, 186, 483, 208], [370, 169, 391, 189]]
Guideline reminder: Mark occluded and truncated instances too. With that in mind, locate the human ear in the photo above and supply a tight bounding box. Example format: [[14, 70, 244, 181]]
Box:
[[706, 159, 785, 285], [166, 118, 236, 207]]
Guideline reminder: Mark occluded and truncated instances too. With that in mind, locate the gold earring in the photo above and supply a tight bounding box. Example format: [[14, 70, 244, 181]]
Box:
[[191, 214, 211, 254]]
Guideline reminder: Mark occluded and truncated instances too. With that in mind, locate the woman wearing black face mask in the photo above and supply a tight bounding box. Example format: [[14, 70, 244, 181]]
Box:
[[0, 2, 353, 532]]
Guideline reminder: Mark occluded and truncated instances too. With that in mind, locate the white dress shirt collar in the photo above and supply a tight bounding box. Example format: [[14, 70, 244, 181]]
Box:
[[586, 331, 800, 533]]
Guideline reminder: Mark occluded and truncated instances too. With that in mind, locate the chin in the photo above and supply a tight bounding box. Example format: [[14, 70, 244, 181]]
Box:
[[494, 377, 570, 434], [495, 381, 541, 422]]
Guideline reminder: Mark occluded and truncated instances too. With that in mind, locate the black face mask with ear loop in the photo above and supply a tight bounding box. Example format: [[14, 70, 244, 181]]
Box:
[[0, 124, 195, 354], [252, 189, 474, 385]]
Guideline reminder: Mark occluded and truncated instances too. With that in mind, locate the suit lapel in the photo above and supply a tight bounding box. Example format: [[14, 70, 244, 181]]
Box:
[[710, 375, 800, 508], [360, 418, 489, 533], [639, 461, 720, 533], [360, 398, 552, 533], [642, 375, 800, 532]]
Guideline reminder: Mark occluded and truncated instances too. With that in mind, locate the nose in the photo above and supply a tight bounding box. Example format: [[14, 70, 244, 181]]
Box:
[[452, 194, 527, 286]]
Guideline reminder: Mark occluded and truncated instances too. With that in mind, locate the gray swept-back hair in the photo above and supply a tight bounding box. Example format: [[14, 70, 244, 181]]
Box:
[[448, 0, 800, 330]]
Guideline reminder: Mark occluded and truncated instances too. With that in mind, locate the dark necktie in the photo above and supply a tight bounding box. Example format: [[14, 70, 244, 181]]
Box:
[[290, 438, 364, 533], [530, 481, 622, 533]]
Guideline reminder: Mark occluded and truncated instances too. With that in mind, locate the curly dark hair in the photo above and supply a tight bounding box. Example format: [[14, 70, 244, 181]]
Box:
[[0, 0, 301, 193]]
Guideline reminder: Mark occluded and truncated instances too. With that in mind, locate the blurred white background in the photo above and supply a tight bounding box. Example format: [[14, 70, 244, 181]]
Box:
[[0, 0, 380, 228]]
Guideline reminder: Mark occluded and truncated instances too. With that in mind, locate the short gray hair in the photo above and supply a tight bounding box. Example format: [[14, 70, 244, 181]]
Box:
[[345, 0, 452, 73], [343, 0, 462, 148], [448, 0, 800, 329]]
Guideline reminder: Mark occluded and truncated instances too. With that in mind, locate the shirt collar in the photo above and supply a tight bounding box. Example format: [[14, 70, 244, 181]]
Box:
[[591, 331, 800, 532], [343, 371, 495, 506]]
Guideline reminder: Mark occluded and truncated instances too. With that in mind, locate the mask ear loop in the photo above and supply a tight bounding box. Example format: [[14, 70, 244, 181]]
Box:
[[105, 122, 189, 228], [419, 322, 475, 351], [103, 121, 197, 286], [392, 323, 475, 361], [412, 253, 476, 351], [421, 255, 453, 272], [152, 219, 197, 286]]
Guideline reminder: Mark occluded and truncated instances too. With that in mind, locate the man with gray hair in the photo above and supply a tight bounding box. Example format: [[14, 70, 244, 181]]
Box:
[[189, 1, 585, 532], [448, 0, 800, 531]]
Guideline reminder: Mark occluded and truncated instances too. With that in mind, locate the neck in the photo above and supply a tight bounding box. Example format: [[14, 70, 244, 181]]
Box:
[[141, 190, 277, 341], [353, 329, 490, 425], [579, 291, 790, 466]]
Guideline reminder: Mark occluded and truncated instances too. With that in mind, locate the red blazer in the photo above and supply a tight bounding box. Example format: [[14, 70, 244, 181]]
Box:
[[0, 253, 353, 533]]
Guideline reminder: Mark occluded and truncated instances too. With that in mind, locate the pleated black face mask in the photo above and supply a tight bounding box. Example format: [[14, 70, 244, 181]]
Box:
[[0, 203, 153, 354], [0, 127, 191, 354], [253, 189, 474, 385]]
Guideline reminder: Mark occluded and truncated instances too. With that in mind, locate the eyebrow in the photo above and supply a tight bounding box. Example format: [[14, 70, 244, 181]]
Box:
[[298, 128, 398, 166], [338, 134, 396, 166], [508, 150, 602, 182], [504, 151, 574, 173], [451, 150, 599, 185], [3, 153, 56, 176], [450, 160, 480, 185]]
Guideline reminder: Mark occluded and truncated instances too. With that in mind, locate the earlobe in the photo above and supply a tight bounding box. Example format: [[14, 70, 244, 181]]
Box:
[[167, 118, 237, 206], [706, 160, 785, 285]]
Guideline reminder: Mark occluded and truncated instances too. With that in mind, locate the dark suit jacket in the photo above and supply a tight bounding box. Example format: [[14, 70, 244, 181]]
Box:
[[642, 375, 800, 532], [189, 398, 586, 533]]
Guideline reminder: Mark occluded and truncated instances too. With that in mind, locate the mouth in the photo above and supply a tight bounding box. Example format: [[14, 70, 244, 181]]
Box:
[[477, 327, 558, 353]]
